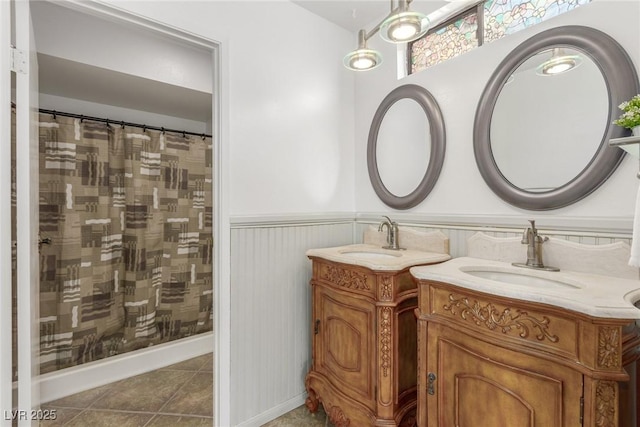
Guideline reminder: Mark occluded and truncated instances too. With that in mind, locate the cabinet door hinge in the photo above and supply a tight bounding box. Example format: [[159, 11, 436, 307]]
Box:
[[10, 46, 27, 74], [314, 319, 320, 335], [579, 396, 584, 426]]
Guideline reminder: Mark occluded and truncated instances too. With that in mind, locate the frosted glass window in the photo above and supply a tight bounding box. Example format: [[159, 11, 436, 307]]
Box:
[[410, 0, 591, 74], [411, 13, 478, 74]]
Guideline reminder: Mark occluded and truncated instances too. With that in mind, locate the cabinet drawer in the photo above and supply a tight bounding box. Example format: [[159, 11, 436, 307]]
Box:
[[427, 283, 579, 360], [314, 260, 377, 298]]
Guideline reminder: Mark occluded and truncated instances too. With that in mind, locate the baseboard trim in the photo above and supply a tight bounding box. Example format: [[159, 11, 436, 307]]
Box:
[[37, 332, 213, 404], [234, 393, 307, 427], [230, 212, 355, 228]]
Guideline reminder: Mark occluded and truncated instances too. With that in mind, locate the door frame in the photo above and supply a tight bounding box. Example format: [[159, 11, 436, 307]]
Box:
[[9, 1, 231, 425], [0, 1, 14, 423]]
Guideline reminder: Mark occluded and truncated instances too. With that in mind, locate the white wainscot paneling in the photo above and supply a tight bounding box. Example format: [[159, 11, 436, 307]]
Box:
[[230, 220, 354, 426]]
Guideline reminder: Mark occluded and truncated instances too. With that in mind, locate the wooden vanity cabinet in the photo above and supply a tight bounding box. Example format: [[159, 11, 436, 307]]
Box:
[[305, 257, 422, 427], [415, 279, 640, 427]]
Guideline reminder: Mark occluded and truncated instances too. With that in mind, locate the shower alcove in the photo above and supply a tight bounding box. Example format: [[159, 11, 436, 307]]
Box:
[[14, 0, 218, 406]]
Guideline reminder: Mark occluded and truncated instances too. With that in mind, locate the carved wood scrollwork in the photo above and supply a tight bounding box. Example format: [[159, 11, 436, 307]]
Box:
[[443, 294, 559, 343], [380, 307, 392, 377], [327, 405, 351, 427], [380, 276, 393, 300], [595, 380, 616, 427], [597, 327, 620, 369], [323, 265, 370, 290]]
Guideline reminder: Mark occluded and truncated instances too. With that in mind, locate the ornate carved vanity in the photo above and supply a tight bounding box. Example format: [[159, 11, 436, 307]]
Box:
[[412, 270, 640, 427], [304, 243, 450, 427]]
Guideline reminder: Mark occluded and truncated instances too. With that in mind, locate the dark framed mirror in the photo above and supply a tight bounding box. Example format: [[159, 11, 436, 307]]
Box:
[[368, 84, 446, 209], [474, 25, 639, 210]]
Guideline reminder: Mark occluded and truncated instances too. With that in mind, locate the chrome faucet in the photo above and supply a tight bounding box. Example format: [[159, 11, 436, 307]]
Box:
[[378, 216, 404, 250], [513, 220, 559, 271]]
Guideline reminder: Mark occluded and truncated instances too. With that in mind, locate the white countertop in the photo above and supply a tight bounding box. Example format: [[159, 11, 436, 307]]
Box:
[[410, 257, 640, 319], [306, 244, 451, 271]]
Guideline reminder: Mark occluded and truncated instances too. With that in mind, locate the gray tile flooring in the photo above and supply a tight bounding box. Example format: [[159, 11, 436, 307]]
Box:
[[37, 352, 328, 426], [261, 405, 330, 427], [40, 353, 213, 426]]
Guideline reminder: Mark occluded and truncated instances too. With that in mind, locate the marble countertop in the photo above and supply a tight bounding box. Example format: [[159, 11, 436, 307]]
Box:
[[410, 257, 640, 319], [306, 244, 451, 271]]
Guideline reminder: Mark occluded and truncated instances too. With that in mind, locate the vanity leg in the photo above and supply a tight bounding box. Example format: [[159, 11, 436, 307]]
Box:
[[305, 381, 319, 414]]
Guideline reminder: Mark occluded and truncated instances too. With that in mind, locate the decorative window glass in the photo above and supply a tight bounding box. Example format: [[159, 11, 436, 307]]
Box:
[[410, 0, 591, 74], [484, 0, 592, 43], [411, 12, 478, 74]]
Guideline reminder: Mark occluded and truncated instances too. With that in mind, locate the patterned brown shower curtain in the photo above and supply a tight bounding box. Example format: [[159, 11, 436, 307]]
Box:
[[37, 113, 213, 374]]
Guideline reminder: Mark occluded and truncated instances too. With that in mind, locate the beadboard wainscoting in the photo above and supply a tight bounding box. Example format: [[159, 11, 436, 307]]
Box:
[[230, 213, 633, 426], [230, 215, 355, 426]]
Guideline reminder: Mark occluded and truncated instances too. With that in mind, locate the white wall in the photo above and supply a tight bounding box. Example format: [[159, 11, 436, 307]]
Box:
[[31, 1, 213, 93], [102, 0, 357, 218], [38, 93, 210, 134], [31, 1, 213, 130], [354, 0, 640, 227]]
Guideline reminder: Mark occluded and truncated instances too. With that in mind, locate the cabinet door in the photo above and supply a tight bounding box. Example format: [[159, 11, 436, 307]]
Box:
[[314, 285, 376, 405], [427, 323, 582, 427]]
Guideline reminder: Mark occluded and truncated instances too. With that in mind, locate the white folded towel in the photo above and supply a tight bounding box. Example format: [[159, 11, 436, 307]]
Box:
[[629, 183, 640, 267]]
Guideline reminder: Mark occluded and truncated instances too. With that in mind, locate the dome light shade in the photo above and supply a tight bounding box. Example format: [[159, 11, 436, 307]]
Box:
[[343, 1, 429, 71], [380, 10, 429, 43], [344, 29, 382, 71], [344, 48, 383, 71], [536, 48, 582, 76]]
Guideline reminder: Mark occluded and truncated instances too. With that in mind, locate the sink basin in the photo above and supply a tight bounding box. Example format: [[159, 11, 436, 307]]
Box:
[[462, 269, 581, 290], [339, 250, 401, 259]]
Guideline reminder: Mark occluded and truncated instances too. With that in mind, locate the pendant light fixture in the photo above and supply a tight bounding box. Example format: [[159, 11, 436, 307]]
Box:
[[343, 29, 384, 71], [380, 0, 430, 43], [344, 0, 429, 71], [536, 48, 582, 76]]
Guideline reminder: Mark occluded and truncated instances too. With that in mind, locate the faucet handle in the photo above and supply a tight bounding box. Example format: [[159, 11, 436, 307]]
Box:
[[521, 228, 530, 244]]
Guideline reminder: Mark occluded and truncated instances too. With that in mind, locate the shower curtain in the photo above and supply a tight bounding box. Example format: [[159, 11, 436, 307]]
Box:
[[32, 113, 213, 374]]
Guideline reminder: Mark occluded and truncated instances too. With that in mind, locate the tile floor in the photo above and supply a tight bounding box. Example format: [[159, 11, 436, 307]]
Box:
[[37, 352, 327, 426], [40, 353, 213, 426], [261, 405, 329, 427]]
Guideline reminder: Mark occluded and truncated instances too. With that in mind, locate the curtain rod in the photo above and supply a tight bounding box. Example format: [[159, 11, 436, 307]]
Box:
[[11, 103, 211, 139]]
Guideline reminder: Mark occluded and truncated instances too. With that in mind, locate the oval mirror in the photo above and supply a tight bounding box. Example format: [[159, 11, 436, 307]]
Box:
[[474, 26, 639, 210], [368, 84, 445, 209], [377, 98, 431, 197]]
